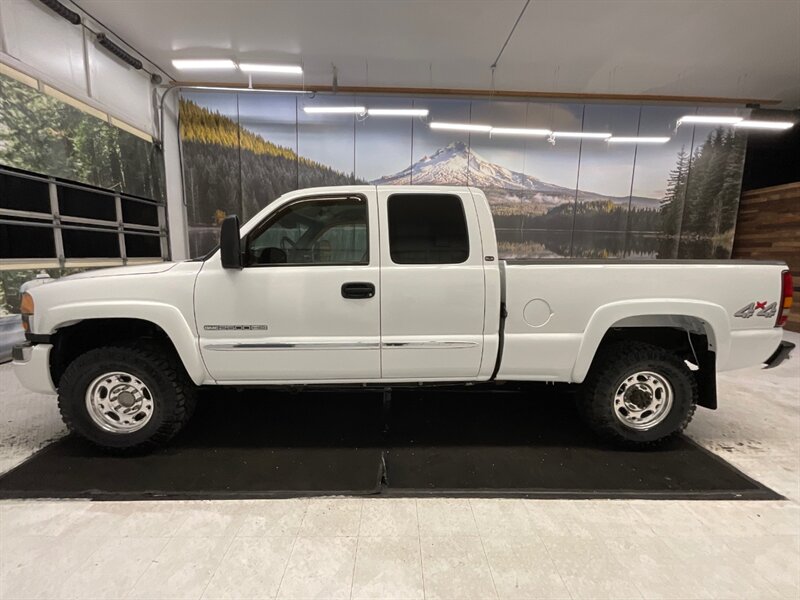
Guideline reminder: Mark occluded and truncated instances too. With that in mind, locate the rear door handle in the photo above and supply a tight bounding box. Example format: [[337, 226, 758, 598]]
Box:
[[341, 282, 375, 299]]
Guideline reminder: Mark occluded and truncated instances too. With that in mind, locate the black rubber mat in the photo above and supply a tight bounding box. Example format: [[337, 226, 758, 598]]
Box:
[[0, 387, 779, 500]]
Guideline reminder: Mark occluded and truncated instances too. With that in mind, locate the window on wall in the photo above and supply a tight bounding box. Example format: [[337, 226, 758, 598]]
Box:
[[388, 194, 469, 264], [0, 165, 167, 267], [246, 196, 368, 266]]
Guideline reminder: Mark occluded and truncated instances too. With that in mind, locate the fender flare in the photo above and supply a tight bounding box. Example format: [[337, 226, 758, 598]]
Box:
[[570, 299, 731, 383], [44, 301, 210, 385]]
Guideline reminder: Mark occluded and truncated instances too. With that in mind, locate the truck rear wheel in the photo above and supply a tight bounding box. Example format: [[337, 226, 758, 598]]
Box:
[[577, 341, 697, 447], [58, 342, 196, 452]]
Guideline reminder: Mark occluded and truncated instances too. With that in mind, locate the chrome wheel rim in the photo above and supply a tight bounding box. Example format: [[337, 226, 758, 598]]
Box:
[[613, 370, 673, 431], [85, 371, 155, 433]]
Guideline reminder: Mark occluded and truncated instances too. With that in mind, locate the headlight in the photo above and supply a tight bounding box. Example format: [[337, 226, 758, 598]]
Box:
[[20, 292, 34, 333]]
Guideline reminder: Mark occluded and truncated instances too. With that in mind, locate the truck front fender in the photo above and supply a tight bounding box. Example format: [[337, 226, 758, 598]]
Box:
[[42, 301, 209, 385], [571, 299, 730, 383]]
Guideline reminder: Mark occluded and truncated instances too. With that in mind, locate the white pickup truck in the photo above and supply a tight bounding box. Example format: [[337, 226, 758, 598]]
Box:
[[13, 185, 795, 451]]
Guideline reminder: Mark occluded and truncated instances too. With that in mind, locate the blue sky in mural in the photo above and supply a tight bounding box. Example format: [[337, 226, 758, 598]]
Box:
[[239, 93, 297, 151]]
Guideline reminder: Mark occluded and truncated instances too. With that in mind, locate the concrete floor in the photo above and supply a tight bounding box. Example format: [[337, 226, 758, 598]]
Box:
[[0, 332, 798, 600]]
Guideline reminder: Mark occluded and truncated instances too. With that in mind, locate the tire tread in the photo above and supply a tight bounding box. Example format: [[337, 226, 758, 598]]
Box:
[[57, 340, 196, 452], [577, 341, 697, 448]]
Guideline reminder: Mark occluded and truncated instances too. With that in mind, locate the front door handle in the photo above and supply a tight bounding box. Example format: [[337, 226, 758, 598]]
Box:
[[341, 282, 375, 299]]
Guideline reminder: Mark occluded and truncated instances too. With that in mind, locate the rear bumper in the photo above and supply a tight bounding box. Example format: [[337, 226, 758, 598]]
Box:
[[12, 342, 57, 395], [764, 341, 795, 369]]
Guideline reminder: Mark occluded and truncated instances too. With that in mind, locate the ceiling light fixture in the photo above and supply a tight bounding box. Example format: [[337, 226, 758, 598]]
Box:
[[552, 131, 612, 139], [490, 127, 552, 136], [607, 136, 671, 144], [303, 106, 366, 114], [367, 108, 429, 117], [429, 122, 492, 132], [238, 63, 303, 74], [172, 59, 237, 70], [678, 115, 743, 125], [733, 120, 794, 130]]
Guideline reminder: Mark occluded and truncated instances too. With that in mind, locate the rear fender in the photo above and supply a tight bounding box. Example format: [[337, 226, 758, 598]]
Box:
[[571, 299, 730, 383]]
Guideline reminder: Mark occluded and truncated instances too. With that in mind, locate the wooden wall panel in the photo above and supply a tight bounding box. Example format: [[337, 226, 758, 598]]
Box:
[[732, 182, 800, 332]]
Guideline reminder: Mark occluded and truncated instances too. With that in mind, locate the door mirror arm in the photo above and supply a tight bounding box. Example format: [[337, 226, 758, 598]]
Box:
[[220, 215, 243, 269]]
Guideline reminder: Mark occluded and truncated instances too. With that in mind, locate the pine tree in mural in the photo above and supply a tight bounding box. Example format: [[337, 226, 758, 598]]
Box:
[[659, 129, 746, 258], [660, 146, 690, 237], [680, 127, 746, 250], [179, 97, 360, 225]]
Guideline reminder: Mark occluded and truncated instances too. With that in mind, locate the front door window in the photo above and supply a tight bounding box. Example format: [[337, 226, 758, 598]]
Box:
[[246, 197, 368, 266]]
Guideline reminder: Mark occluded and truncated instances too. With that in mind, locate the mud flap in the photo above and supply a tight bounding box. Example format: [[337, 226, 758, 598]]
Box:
[[691, 332, 717, 410]]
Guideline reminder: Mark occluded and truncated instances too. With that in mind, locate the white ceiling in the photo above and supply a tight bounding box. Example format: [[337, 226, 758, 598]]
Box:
[[75, 0, 800, 106]]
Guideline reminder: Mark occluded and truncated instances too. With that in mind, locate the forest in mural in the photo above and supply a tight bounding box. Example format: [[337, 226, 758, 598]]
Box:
[[179, 92, 748, 259], [0, 73, 164, 201]]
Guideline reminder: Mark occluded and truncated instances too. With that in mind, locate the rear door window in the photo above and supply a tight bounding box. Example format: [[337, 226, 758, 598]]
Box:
[[387, 194, 469, 264]]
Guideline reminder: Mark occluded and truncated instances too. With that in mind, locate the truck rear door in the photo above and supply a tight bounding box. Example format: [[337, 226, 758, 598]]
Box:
[[377, 187, 486, 379]]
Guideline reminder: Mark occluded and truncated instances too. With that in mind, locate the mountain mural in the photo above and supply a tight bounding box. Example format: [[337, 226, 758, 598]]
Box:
[[178, 93, 745, 261], [373, 141, 659, 214]]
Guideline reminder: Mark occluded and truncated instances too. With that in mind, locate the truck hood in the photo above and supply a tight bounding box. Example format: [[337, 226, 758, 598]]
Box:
[[62, 262, 177, 281]]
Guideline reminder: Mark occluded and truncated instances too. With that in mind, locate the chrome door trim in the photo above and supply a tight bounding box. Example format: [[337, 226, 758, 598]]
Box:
[[382, 341, 479, 350], [205, 341, 380, 351], [205, 340, 479, 351]]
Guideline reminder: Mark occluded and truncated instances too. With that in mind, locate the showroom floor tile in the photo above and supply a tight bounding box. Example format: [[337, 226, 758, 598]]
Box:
[[1, 497, 798, 599], [0, 331, 798, 599]]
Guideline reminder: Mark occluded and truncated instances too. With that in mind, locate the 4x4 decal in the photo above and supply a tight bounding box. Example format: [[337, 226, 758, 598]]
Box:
[[734, 301, 777, 319]]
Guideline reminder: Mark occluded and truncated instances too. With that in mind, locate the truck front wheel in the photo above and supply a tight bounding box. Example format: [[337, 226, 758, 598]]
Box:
[[578, 341, 697, 447], [57, 343, 196, 452]]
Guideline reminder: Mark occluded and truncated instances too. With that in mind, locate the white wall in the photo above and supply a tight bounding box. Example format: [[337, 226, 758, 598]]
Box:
[[161, 91, 189, 260], [0, 0, 156, 136]]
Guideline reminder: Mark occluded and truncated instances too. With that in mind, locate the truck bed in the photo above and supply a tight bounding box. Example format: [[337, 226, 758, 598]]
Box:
[[497, 260, 786, 383]]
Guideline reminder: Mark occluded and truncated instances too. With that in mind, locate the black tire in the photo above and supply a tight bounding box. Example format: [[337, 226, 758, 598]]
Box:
[[577, 341, 697, 448], [58, 342, 197, 452]]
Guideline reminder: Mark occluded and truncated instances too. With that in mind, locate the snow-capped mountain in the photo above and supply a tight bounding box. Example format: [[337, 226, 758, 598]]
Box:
[[372, 141, 658, 209]]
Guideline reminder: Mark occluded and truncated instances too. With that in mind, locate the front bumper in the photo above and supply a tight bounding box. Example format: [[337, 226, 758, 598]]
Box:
[[764, 341, 795, 369], [12, 342, 57, 394]]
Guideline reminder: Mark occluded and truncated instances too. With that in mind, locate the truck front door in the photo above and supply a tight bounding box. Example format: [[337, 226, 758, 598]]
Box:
[[377, 188, 486, 379], [194, 190, 381, 382]]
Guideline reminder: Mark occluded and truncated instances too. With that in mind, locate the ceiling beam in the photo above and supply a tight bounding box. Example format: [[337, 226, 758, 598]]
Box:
[[171, 81, 780, 107]]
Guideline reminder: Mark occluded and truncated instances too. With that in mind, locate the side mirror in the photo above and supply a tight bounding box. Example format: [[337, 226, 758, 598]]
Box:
[[220, 215, 242, 269]]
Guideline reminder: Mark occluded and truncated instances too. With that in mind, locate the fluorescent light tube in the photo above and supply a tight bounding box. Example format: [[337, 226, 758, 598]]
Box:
[[239, 63, 303, 74], [678, 115, 743, 125], [367, 108, 429, 117], [552, 131, 611, 139], [429, 122, 492, 132], [303, 106, 366, 114], [733, 120, 794, 130], [172, 59, 236, 70], [490, 127, 552, 136], [607, 136, 671, 144]]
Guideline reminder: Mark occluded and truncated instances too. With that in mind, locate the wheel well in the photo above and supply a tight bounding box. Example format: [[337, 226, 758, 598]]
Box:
[[600, 327, 697, 359], [49, 318, 176, 387], [595, 321, 717, 410]]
